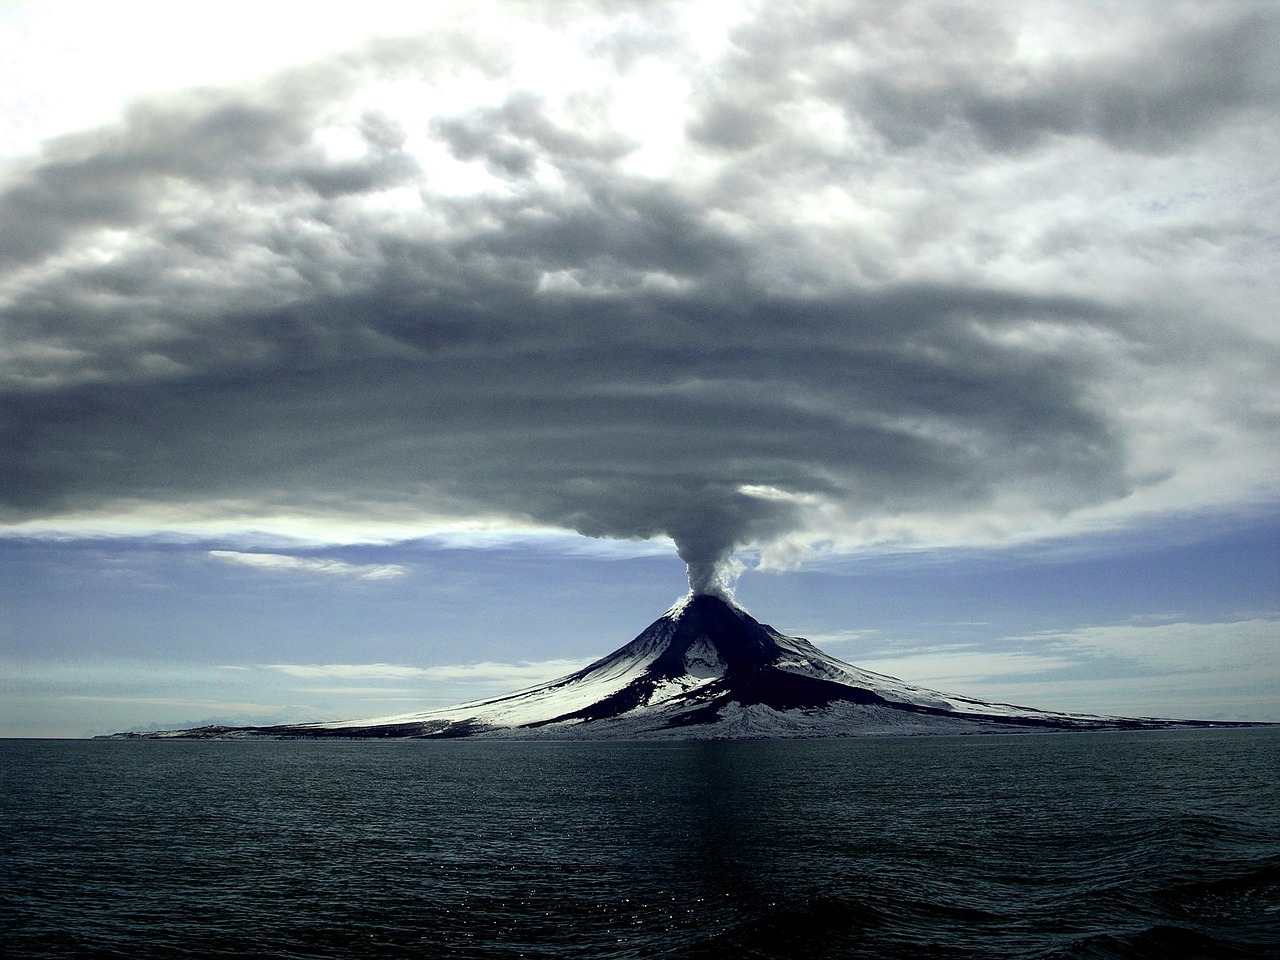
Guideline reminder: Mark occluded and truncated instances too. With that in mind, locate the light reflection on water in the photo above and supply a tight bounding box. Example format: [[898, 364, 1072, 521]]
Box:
[[2, 731, 1278, 959]]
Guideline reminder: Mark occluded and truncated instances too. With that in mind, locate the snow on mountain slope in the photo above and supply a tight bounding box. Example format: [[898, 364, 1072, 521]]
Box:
[[114, 593, 1233, 740]]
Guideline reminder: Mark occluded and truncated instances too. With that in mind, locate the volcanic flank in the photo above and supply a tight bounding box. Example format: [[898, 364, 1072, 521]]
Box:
[[114, 594, 1230, 740]]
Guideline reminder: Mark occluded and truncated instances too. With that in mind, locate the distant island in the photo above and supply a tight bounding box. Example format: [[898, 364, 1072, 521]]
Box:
[[105, 595, 1260, 740]]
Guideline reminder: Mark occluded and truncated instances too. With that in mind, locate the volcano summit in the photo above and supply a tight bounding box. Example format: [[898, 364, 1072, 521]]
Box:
[[116, 594, 1230, 740]]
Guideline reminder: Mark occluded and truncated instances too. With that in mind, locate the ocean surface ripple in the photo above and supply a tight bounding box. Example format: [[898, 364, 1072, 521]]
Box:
[[2, 730, 1277, 959]]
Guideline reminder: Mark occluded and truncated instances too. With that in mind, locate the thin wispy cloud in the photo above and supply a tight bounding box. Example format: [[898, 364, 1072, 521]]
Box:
[[208, 550, 406, 580], [856, 618, 1279, 703], [856, 647, 1081, 686], [266, 663, 431, 680], [265, 659, 590, 688], [64, 695, 291, 714], [1038, 617, 1278, 676]]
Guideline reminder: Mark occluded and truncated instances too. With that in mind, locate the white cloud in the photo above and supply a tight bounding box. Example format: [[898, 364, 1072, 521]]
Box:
[[0, 0, 485, 161], [208, 550, 405, 580], [416, 659, 590, 686], [1, 654, 590, 734], [62, 695, 289, 714], [857, 647, 1081, 686], [857, 617, 1278, 720], [264, 659, 589, 689], [1042, 617, 1277, 676], [266, 663, 428, 680]]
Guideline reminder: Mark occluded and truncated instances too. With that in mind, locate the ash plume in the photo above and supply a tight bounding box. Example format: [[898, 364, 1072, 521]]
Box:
[[1, 2, 1276, 569]]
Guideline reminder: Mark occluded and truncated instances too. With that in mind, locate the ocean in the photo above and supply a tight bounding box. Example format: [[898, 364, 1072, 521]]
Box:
[[1, 730, 1277, 959]]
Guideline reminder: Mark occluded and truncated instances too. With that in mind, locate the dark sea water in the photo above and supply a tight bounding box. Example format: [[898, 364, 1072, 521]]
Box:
[[1, 730, 1277, 960]]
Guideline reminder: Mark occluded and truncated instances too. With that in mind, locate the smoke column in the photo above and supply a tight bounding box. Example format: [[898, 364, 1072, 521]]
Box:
[[666, 490, 802, 599], [676, 539, 737, 600]]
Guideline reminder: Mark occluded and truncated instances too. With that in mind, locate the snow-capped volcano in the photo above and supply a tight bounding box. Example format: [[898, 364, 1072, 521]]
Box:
[[118, 594, 1225, 740]]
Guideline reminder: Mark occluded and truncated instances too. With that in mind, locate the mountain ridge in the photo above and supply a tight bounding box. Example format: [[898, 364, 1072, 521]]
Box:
[[107, 594, 1257, 740]]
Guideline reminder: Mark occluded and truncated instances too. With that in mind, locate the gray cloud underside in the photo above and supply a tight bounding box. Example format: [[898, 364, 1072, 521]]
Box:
[[3, 2, 1278, 576], [698, 4, 1280, 155]]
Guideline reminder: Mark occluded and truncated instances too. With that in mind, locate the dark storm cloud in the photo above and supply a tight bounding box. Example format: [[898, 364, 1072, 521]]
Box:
[[0, 30, 500, 268], [867, 13, 1280, 154], [0, 264, 1130, 579], [689, 4, 1280, 156], [2, 1, 1276, 586], [432, 91, 634, 178]]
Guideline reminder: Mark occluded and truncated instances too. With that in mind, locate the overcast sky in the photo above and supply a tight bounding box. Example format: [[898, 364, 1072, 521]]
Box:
[[2, 0, 1276, 736]]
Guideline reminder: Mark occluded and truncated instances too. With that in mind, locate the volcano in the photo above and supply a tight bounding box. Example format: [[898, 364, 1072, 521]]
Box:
[[117, 594, 1229, 740]]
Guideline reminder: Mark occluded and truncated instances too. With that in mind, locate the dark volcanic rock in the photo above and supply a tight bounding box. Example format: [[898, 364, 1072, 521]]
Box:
[[105, 594, 1262, 740]]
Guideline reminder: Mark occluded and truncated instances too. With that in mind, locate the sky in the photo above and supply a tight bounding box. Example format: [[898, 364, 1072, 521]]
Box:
[[1, 0, 1277, 737]]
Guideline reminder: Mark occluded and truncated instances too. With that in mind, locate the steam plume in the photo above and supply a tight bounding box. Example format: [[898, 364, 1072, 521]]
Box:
[[679, 544, 737, 599]]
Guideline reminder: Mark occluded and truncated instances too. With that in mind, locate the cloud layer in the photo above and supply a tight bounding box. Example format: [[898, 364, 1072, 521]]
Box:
[[3, 2, 1277, 588], [855, 617, 1278, 719], [208, 550, 406, 580]]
